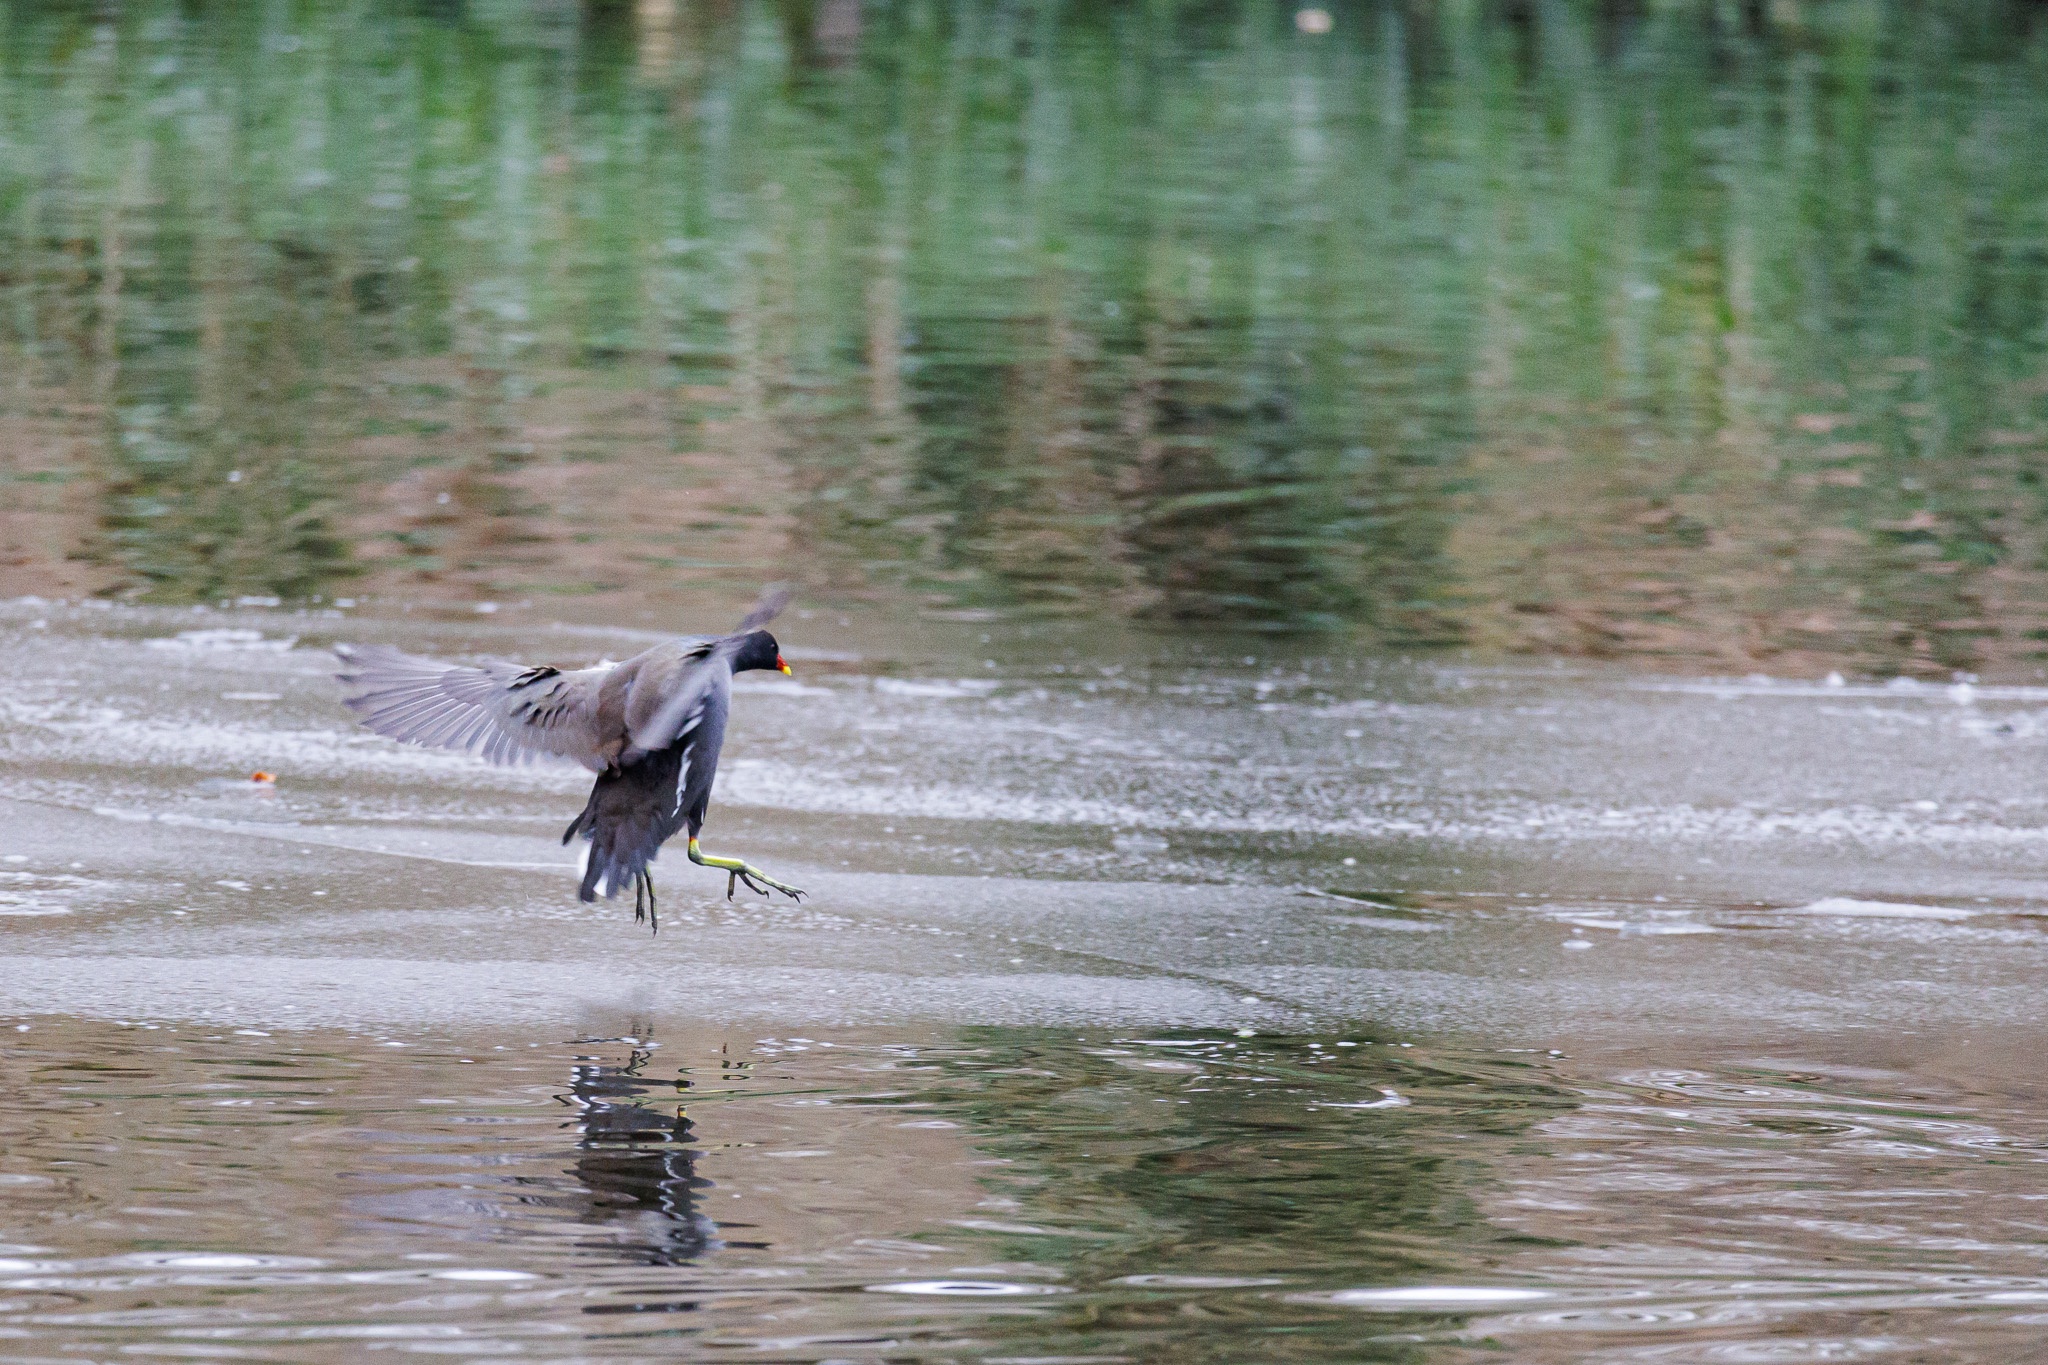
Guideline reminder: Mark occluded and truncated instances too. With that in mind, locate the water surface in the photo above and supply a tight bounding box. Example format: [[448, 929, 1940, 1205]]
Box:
[[13, 1015, 2048, 1363], [7, 0, 2048, 672], [7, 603, 2048, 1358]]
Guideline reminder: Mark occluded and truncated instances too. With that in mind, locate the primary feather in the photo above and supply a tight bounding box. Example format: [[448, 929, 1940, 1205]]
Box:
[[334, 643, 619, 771]]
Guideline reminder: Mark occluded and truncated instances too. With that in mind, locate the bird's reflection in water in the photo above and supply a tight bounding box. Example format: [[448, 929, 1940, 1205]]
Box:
[[559, 1042, 720, 1265]]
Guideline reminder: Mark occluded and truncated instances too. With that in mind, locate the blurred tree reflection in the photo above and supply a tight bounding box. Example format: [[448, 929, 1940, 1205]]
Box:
[[3, 0, 2048, 667], [899, 1031, 1572, 1364]]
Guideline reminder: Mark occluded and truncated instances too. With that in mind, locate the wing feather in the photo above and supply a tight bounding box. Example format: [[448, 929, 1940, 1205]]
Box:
[[335, 643, 615, 771]]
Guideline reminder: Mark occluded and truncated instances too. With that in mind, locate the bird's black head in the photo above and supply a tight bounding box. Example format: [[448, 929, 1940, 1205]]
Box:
[[733, 630, 790, 676]]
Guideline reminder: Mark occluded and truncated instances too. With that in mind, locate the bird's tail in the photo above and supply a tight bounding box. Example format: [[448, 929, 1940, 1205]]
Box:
[[562, 748, 690, 902], [561, 802, 604, 901]]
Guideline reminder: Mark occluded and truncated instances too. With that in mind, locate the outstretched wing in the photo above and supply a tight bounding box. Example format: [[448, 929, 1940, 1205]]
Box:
[[335, 643, 616, 771]]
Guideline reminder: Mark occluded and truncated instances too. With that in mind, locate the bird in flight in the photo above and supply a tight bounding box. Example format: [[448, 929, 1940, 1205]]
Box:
[[334, 588, 805, 931]]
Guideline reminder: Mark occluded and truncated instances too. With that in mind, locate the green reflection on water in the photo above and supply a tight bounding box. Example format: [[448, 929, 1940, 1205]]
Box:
[[5, 1, 2048, 666], [916, 1031, 1569, 1263], [889, 1030, 1573, 1362]]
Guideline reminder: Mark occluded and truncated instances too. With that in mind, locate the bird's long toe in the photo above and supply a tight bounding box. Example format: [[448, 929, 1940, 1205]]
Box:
[[745, 867, 804, 901], [690, 838, 803, 903]]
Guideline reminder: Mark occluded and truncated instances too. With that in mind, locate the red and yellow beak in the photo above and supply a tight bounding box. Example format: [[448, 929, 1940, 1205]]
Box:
[[776, 654, 792, 675]]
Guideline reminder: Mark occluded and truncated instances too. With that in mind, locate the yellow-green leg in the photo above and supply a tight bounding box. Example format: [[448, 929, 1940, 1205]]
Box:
[[687, 837, 804, 902]]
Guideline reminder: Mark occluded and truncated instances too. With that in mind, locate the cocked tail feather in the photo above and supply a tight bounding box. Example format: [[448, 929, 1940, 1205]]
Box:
[[734, 583, 793, 633]]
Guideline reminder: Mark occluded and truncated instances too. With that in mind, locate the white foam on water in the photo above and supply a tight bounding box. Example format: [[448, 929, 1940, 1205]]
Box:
[[1314, 1088, 1410, 1110], [1115, 1274, 1286, 1288], [865, 1280, 1070, 1296], [431, 1268, 538, 1282]]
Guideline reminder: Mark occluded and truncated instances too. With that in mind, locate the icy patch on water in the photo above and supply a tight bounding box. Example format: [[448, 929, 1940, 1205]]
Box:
[[144, 628, 298, 652], [720, 758, 2048, 852], [1326, 915, 1447, 932], [872, 677, 1001, 699], [14, 689, 2048, 864], [1554, 914, 1718, 936], [0, 694, 588, 794], [16, 627, 2048, 870], [731, 677, 834, 697], [1791, 898, 1979, 921], [0, 868, 111, 916]]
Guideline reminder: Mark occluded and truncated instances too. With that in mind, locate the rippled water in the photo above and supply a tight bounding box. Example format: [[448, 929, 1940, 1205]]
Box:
[[10, 1019, 2048, 1362], [0, 1021, 1548, 1361]]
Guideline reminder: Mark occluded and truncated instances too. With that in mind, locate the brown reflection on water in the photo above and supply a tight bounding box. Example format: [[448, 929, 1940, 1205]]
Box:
[[0, 1018, 1549, 1360], [1467, 1041, 2048, 1357], [11, 1017, 2048, 1358]]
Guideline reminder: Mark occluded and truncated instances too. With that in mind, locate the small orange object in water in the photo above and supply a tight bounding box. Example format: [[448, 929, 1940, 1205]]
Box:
[[249, 771, 276, 784]]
